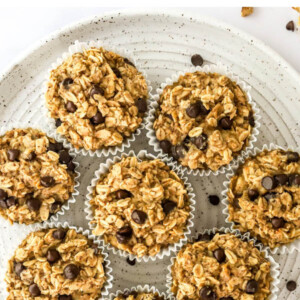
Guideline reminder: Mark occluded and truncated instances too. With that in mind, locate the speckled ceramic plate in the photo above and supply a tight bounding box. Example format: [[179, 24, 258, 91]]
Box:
[[0, 9, 299, 299]]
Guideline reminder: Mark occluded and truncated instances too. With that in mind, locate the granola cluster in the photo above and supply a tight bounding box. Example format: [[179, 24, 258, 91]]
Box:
[[228, 149, 300, 248], [153, 72, 254, 171], [5, 228, 106, 299], [171, 233, 272, 300], [45, 47, 148, 151], [0, 128, 75, 224], [114, 292, 164, 300], [90, 156, 190, 257]]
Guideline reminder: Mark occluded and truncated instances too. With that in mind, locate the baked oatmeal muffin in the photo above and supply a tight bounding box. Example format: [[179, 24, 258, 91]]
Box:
[[45, 46, 148, 151], [153, 72, 254, 171], [171, 232, 273, 300], [228, 149, 300, 248], [5, 227, 107, 299], [114, 291, 164, 300], [0, 128, 76, 224], [90, 156, 190, 258]]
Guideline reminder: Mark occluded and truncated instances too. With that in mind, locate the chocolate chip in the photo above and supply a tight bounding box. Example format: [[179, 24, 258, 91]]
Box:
[[116, 190, 132, 199], [59, 150, 72, 164], [90, 85, 104, 99], [186, 103, 201, 118], [274, 174, 289, 186], [58, 295, 72, 300], [264, 192, 276, 201], [286, 151, 299, 163], [116, 226, 133, 244], [63, 264, 79, 280], [62, 77, 73, 88], [261, 176, 277, 190], [124, 58, 135, 67], [208, 195, 220, 206], [55, 119, 62, 127], [90, 111, 105, 125], [213, 248, 226, 263], [198, 102, 210, 115], [286, 280, 297, 291], [289, 174, 300, 186], [6, 197, 18, 207], [159, 140, 172, 154], [162, 200, 177, 215], [50, 202, 61, 213], [67, 161, 76, 172], [136, 98, 147, 113], [191, 54, 204, 66], [232, 198, 241, 209], [0, 189, 7, 200], [14, 262, 25, 276], [47, 249, 60, 263], [27, 152, 36, 161], [246, 279, 258, 294], [165, 113, 173, 120], [248, 189, 259, 200], [248, 115, 255, 127], [66, 101, 77, 113], [199, 286, 217, 300], [26, 198, 41, 212], [41, 176, 55, 187], [219, 117, 232, 130], [7, 149, 20, 161], [192, 134, 208, 150], [48, 142, 59, 153], [29, 283, 41, 297], [171, 145, 187, 160], [196, 233, 213, 242], [126, 257, 136, 266], [271, 217, 285, 229], [286, 21, 295, 31], [131, 210, 147, 224], [52, 229, 66, 240], [112, 67, 122, 78], [0, 200, 7, 209], [220, 297, 233, 300]]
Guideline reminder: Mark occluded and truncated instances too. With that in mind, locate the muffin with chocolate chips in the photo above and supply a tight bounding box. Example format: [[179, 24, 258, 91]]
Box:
[[89, 156, 191, 258], [227, 149, 300, 248], [170, 232, 273, 299], [5, 227, 107, 299], [0, 128, 76, 224], [153, 71, 255, 171], [45, 46, 148, 151]]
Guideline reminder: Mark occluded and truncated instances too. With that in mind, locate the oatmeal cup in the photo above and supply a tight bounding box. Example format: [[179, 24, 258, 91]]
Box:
[[44, 40, 152, 157], [146, 63, 260, 176], [108, 285, 166, 300], [85, 150, 196, 262], [222, 144, 300, 254], [166, 227, 280, 300], [4, 221, 113, 299], [0, 124, 80, 225]]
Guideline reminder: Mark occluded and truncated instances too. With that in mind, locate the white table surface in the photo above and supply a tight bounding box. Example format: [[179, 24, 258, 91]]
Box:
[[0, 7, 299, 74]]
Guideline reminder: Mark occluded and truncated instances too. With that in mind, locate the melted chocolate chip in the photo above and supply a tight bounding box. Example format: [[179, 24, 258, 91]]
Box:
[[171, 145, 187, 160], [286, 151, 299, 163], [67, 161, 76, 172], [289, 174, 300, 186], [245, 279, 258, 294], [65, 101, 77, 113], [248, 189, 259, 201], [131, 210, 147, 224], [136, 98, 147, 113], [261, 176, 277, 190], [232, 198, 241, 209], [116, 190, 132, 199], [126, 257, 136, 266], [213, 248, 226, 263], [55, 119, 62, 127], [186, 103, 201, 118], [63, 264, 79, 280], [112, 67, 122, 78], [0, 199, 7, 209], [52, 229, 66, 240], [0, 189, 7, 201], [61, 78, 73, 88], [192, 134, 208, 150], [219, 117, 232, 130], [27, 152, 36, 161], [6, 197, 18, 207], [29, 283, 41, 297], [162, 200, 177, 215], [208, 195, 220, 206], [50, 202, 61, 213], [191, 54, 204, 66], [40, 176, 55, 187], [58, 295, 73, 300], [286, 21, 295, 31], [26, 198, 41, 212], [199, 286, 217, 300], [7, 149, 20, 161], [14, 262, 25, 276], [159, 140, 172, 154], [59, 150, 72, 164], [47, 249, 60, 263], [90, 85, 104, 99], [274, 174, 289, 186], [271, 217, 285, 229], [90, 111, 105, 125], [116, 226, 133, 244]]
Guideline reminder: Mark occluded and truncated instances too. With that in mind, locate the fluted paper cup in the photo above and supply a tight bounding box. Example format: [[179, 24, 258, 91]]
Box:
[[0, 121, 80, 225], [43, 40, 153, 157], [146, 63, 260, 176], [85, 149, 196, 262], [166, 227, 280, 300], [222, 143, 300, 254]]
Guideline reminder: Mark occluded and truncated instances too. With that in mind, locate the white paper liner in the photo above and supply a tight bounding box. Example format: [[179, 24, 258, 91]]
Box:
[[146, 63, 261, 176], [0, 121, 80, 225], [42, 40, 153, 157], [166, 227, 280, 300], [107, 284, 166, 300], [85, 149, 196, 263], [25, 221, 113, 298], [221, 143, 300, 255]]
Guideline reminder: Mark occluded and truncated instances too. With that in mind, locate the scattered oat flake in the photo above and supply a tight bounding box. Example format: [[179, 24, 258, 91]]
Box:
[[241, 7, 254, 17], [292, 7, 300, 13]]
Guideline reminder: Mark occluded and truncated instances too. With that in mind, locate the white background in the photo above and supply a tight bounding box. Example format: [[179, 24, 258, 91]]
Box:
[[0, 7, 299, 73]]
